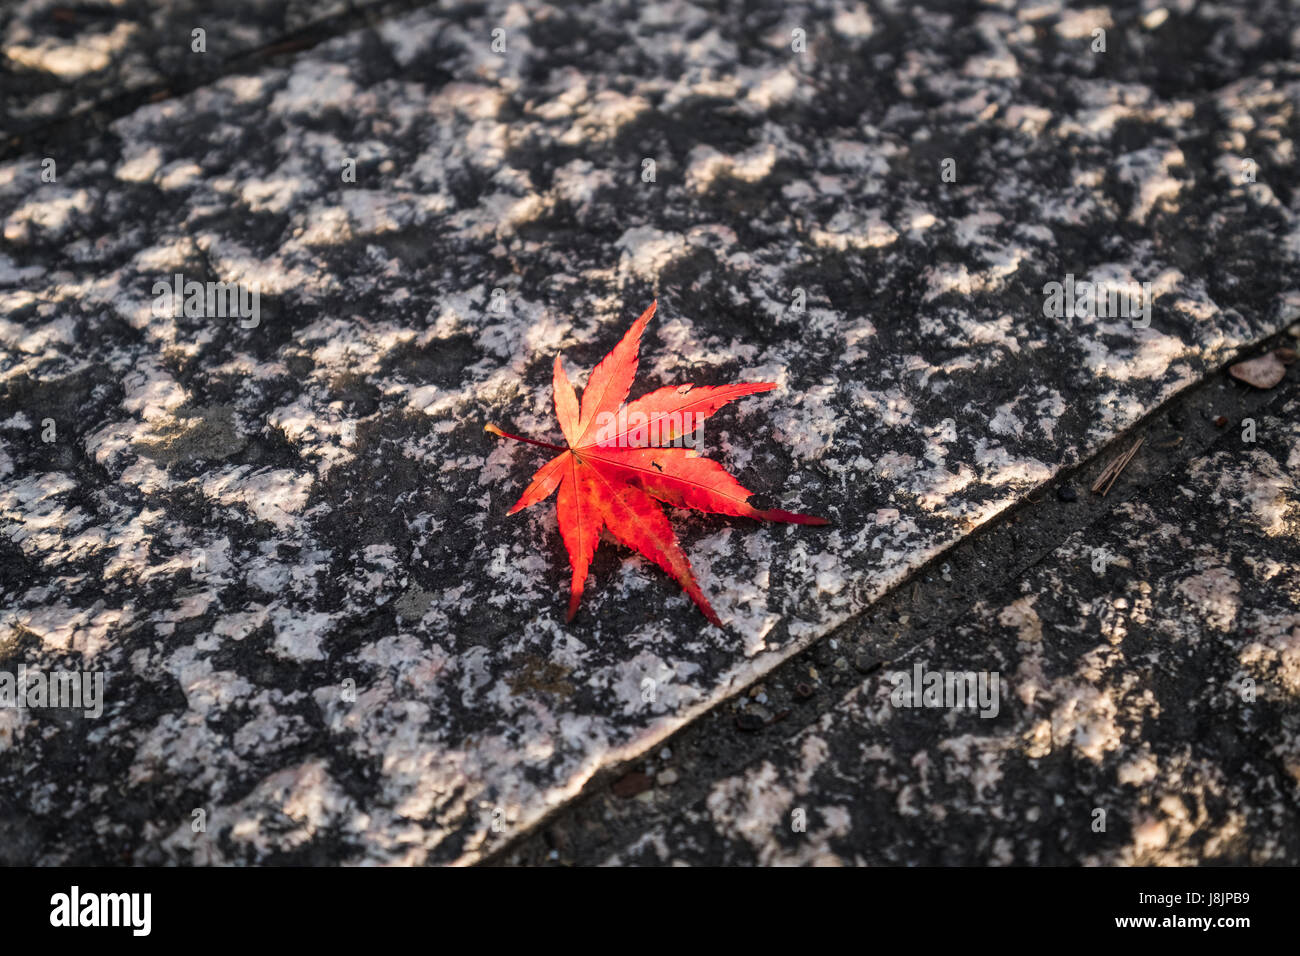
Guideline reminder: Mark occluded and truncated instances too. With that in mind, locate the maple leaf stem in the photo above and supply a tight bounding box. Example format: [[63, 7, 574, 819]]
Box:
[[485, 423, 567, 453]]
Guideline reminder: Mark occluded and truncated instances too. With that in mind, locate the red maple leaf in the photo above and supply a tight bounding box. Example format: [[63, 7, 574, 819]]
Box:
[[487, 301, 827, 625]]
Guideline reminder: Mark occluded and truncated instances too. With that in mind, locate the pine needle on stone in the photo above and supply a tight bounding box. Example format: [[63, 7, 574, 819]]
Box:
[[1091, 436, 1144, 496]]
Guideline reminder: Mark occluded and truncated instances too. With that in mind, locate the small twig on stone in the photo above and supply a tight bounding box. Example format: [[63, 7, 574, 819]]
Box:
[[1091, 436, 1144, 496]]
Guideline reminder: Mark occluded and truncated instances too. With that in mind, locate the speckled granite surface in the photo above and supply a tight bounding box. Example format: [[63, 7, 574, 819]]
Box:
[[1, 0, 359, 144], [2, 0, 1299, 864], [604, 389, 1300, 866]]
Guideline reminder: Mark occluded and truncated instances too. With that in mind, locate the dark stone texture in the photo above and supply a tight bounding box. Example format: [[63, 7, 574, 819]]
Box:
[[600, 385, 1300, 865], [2, 0, 1299, 864]]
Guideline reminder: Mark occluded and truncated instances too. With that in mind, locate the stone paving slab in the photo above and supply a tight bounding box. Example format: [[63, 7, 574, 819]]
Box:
[[2, 0, 1299, 864], [604, 383, 1300, 866]]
